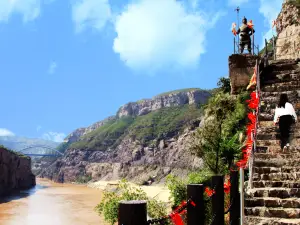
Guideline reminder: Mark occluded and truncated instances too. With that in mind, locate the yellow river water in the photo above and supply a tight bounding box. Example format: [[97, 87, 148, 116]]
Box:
[[0, 179, 106, 225]]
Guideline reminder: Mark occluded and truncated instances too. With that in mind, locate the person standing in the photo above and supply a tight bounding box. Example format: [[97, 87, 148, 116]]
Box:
[[274, 94, 297, 151]]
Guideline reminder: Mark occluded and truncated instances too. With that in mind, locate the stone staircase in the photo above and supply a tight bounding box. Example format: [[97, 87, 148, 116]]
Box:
[[245, 59, 300, 225]]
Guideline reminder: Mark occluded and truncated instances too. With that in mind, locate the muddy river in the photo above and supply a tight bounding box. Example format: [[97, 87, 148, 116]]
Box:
[[0, 179, 106, 225]]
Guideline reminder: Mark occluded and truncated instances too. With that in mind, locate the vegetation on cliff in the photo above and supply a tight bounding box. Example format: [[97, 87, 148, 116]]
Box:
[[165, 77, 248, 212], [0, 145, 30, 159], [70, 104, 204, 151]]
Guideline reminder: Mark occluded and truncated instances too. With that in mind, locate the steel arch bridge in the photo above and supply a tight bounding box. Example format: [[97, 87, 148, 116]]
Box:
[[17, 145, 64, 157]]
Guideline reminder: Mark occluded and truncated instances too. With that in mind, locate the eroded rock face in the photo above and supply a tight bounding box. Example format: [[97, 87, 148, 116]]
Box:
[[39, 126, 203, 184], [275, 1, 300, 60], [117, 90, 210, 118], [0, 147, 36, 196]]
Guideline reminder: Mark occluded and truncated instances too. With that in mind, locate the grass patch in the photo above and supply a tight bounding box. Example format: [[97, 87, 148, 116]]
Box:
[[70, 117, 135, 151], [75, 175, 92, 183], [127, 104, 204, 144]]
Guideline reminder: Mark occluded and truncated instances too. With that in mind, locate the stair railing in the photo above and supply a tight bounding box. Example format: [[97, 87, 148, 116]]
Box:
[[248, 59, 261, 190]]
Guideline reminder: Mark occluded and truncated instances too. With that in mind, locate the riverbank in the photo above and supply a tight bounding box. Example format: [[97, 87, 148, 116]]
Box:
[[88, 180, 171, 203], [0, 178, 106, 225]]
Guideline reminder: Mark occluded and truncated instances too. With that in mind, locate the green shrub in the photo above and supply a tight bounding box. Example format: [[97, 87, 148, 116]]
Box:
[[95, 180, 169, 225], [75, 175, 92, 183]]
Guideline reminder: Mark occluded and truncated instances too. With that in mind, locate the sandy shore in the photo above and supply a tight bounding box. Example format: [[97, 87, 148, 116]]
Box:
[[88, 180, 171, 203]]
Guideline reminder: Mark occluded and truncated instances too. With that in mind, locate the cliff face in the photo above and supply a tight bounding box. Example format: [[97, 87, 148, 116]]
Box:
[[64, 89, 210, 144], [0, 147, 36, 196], [275, 0, 300, 60], [40, 125, 203, 184], [40, 89, 210, 184], [117, 89, 210, 117]]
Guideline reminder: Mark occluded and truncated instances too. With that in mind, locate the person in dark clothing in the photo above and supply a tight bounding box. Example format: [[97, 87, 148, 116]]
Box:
[[274, 94, 297, 151]]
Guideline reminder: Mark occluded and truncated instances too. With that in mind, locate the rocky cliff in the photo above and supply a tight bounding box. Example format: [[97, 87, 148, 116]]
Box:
[[0, 146, 36, 196], [117, 89, 210, 117], [64, 88, 210, 144], [40, 89, 211, 184], [275, 0, 300, 60]]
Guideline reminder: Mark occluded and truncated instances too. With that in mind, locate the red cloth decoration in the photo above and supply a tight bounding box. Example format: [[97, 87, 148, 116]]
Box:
[[205, 187, 215, 197], [247, 112, 256, 124], [170, 213, 184, 225], [224, 180, 231, 194]]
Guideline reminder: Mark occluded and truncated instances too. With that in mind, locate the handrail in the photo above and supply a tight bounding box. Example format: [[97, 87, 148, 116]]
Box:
[[247, 59, 261, 190], [262, 30, 300, 60], [234, 37, 259, 55]]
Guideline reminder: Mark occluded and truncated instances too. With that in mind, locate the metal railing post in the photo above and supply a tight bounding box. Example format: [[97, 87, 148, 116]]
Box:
[[252, 30, 255, 55], [273, 35, 276, 60], [265, 39, 268, 57], [234, 37, 236, 54], [240, 168, 245, 225]]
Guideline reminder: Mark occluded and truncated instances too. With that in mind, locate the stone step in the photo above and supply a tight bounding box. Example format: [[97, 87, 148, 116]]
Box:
[[252, 181, 300, 188], [245, 207, 300, 219], [259, 113, 300, 122], [254, 166, 300, 174], [262, 73, 300, 85], [247, 188, 300, 198], [259, 121, 300, 129], [245, 197, 300, 208], [260, 96, 300, 106], [251, 180, 300, 189], [256, 146, 300, 154], [261, 83, 300, 92], [245, 216, 300, 225], [254, 153, 300, 160], [255, 159, 300, 167], [257, 139, 300, 147], [257, 132, 299, 140], [253, 172, 300, 181], [260, 90, 300, 99]]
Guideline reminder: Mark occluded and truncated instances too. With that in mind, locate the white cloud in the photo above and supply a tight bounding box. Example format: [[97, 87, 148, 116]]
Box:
[[42, 131, 66, 142], [259, 0, 282, 48], [113, 0, 224, 72], [47, 61, 57, 74], [0, 0, 42, 23], [228, 0, 248, 6], [36, 125, 42, 132], [0, 128, 15, 136], [259, 0, 283, 28], [72, 0, 111, 33]]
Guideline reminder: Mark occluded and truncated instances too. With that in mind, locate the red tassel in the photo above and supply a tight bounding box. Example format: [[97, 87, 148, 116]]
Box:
[[190, 200, 196, 207], [205, 187, 215, 197]]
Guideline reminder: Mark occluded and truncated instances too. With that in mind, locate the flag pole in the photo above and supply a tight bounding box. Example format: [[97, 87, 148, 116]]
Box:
[[235, 7, 240, 53]]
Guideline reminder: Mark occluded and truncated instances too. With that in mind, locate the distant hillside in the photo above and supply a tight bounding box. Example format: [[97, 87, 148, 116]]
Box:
[[40, 88, 211, 184], [0, 136, 60, 153]]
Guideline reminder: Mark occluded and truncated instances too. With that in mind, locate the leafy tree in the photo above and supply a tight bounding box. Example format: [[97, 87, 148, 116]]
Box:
[[217, 77, 231, 93], [190, 92, 247, 174]]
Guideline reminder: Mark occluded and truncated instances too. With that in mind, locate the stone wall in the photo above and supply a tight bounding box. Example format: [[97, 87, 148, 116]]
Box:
[[229, 54, 259, 94], [0, 147, 36, 196]]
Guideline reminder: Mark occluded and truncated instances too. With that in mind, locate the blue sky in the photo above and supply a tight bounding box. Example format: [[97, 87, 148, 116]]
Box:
[[0, 0, 283, 142]]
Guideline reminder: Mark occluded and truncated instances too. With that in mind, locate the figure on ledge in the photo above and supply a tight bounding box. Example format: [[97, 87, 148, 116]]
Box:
[[236, 17, 255, 54]]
